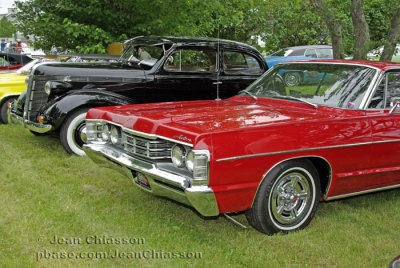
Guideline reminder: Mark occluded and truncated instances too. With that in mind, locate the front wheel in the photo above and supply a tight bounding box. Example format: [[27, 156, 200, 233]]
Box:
[[246, 159, 320, 235], [60, 108, 89, 156], [0, 97, 17, 124], [283, 72, 302, 87]]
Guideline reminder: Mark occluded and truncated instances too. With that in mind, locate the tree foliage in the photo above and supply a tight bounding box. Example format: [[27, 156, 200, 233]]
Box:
[[0, 17, 16, 38], [12, 0, 400, 58]]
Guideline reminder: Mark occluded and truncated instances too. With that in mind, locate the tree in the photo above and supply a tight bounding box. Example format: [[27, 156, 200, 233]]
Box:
[[13, 0, 267, 53], [351, 0, 370, 60], [380, 8, 400, 61], [311, 0, 400, 60], [310, 0, 345, 59], [0, 17, 16, 38]]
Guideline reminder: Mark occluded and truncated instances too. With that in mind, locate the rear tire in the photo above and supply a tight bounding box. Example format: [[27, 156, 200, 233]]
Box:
[[246, 159, 320, 235], [60, 108, 89, 156], [0, 97, 17, 124]]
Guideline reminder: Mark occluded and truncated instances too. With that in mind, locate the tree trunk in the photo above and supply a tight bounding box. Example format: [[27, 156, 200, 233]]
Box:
[[380, 8, 400, 62], [351, 0, 370, 60], [310, 0, 344, 59]]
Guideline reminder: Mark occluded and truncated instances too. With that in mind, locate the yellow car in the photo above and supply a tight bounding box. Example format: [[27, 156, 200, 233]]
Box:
[[0, 59, 42, 123]]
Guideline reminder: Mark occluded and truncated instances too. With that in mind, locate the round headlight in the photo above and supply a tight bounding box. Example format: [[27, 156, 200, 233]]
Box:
[[185, 150, 195, 172], [171, 144, 186, 168], [101, 125, 110, 141], [110, 126, 120, 144], [44, 81, 51, 95]]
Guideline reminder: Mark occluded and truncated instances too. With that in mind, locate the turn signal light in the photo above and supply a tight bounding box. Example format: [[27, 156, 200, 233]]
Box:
[[38, 116, 43, 124]]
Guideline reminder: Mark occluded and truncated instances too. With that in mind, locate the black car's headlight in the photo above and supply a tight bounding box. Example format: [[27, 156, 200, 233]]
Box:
[[43, 81, 72, 95]]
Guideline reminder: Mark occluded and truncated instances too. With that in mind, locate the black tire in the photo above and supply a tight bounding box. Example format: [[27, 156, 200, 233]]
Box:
[[60, 108, 89, 156], [0, 97, 17, 124], [283, 72, 302, 87], [246, 159, 320, 235]]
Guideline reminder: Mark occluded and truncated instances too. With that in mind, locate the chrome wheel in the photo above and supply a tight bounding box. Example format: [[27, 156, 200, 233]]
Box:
[[283, 72, 301, 87], [270, 168, 311, 225], [245, 159, 320, 235]]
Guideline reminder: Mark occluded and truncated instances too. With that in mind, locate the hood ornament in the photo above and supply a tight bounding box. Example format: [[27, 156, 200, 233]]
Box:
[[63, 76, 72, 82]]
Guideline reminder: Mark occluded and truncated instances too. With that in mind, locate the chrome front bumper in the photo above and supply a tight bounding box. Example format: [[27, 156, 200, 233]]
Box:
[[83, 143, 219, 217], [7, 102, 53, 133]]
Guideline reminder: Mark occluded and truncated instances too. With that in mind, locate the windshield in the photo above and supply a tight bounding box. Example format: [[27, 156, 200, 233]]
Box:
[[242, 63, 377, 109], [120, 44, 164, 66]]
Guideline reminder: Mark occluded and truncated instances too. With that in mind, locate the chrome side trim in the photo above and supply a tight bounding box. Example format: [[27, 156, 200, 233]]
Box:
[[86, 119, 193, 147], [326, 184, 400, 201], [216, 139, 400, 162]]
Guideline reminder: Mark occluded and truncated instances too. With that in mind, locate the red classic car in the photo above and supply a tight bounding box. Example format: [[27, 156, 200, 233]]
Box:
[[0, 53, 33, 71], [84, 60, 400, 235]]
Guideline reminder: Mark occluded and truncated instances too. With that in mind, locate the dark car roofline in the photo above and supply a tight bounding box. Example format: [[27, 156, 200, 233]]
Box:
[[123, 36, 259, 52]]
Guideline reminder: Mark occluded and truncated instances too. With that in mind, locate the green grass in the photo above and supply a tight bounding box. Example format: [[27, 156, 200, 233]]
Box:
[[0, 123, 399, 267]]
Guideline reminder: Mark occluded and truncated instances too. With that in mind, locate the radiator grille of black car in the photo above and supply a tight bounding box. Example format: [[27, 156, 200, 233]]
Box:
[[25, 76, 48, 122], [123, 131, 173, 160]]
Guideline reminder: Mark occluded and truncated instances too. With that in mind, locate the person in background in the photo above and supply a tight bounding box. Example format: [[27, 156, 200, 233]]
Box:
[[0, 39, 6, 52], [16, 41, 23, 54]]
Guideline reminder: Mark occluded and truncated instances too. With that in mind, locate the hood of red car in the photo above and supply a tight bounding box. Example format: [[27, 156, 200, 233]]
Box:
[[87, 97, 340, 140]]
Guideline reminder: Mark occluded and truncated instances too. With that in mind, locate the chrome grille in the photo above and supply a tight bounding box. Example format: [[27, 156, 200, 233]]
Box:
[[25, 77, 48, 122], [123, 132, 173, 160]]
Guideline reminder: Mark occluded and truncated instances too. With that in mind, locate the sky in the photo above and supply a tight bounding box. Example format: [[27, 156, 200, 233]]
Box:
[[0, 0, 18, 14]]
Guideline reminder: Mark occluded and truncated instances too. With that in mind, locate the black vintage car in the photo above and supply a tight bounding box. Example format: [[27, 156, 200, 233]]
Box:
[[9, 36, 267, 155]]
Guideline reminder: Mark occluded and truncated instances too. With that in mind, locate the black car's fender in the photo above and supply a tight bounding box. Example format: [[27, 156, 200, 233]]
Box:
[[42, 89, 135, 130]]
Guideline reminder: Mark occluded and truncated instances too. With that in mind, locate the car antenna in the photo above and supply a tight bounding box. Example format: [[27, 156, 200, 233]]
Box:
[[215, 23, 221, 101]]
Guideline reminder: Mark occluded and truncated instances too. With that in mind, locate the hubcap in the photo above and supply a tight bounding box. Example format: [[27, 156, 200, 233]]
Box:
[[271, 171, 310, 225], [73, 123, 87, 147], [284, 73, 300, 87]]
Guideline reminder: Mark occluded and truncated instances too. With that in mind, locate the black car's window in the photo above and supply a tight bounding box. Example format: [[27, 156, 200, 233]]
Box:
[[164, 49, 216, 72], [223, 51, 263, 74], [305, 49, 317, 58], [121, 45, 163, 63], [368, 72, 400, 109]]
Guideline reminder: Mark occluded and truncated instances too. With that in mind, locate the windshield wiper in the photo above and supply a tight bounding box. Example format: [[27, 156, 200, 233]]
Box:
[[271, 95, 318, 109], [239, 89, 257, 100]]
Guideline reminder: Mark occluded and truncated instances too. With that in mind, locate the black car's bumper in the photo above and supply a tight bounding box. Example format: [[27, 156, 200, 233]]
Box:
[[7, 101, 53, 133]]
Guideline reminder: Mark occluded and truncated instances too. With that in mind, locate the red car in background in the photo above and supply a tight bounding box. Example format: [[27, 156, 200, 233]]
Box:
[[0, 53, 33, 71], [84, 60, 400, 235]]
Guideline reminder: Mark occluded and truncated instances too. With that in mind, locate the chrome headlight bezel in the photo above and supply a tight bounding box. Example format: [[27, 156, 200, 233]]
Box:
[[171, 144, 186, 168], [44, 81, 52, 95], [185, 150, 195, 172], [110, 125, 121, 145]]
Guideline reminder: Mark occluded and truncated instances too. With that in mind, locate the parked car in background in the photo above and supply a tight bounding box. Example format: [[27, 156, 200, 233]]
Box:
[[265, 45, 333, 86], [0, 53, 33, 71], [8, 36, 267, 155], [367, 44, 400, 62], [0, 58, 57, 123], [84, 60, 400, 235]]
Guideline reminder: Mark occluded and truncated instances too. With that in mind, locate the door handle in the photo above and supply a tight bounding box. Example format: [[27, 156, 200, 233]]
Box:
[[213, 81, 222, 85]]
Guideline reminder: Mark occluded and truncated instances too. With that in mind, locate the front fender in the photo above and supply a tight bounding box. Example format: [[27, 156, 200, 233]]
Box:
[[42, 90, 135, 130]]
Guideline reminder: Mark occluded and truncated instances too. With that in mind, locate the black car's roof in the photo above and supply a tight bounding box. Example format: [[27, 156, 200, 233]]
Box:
[[124, 36, 259, 52]]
